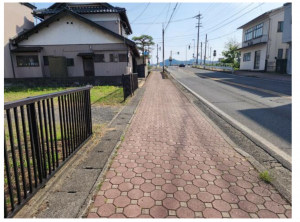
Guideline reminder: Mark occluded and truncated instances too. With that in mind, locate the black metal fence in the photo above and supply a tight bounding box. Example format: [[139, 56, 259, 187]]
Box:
[[122, 73, 138, 100], [4, 86, 93, 218]]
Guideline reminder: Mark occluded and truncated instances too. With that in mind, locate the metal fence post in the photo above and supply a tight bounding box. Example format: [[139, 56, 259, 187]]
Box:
[[28, 103, 44, 184]]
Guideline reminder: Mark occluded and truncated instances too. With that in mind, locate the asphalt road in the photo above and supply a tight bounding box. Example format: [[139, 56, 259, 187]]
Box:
[[168, 66, 291, 159]]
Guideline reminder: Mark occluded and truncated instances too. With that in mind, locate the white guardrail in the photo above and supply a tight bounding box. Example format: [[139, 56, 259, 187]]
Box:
[[196, 65, 234, 73]]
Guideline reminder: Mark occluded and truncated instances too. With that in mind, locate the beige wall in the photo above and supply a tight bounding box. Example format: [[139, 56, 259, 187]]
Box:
[[240, 44, 267, 71], [267, 9, 289, 62], [12, 44, 132, 78], [4, 3, 35, 78], [19, 15, 123, 46]]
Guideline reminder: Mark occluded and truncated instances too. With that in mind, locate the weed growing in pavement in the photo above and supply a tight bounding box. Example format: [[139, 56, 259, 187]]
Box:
[[259, 170, 272, 183]]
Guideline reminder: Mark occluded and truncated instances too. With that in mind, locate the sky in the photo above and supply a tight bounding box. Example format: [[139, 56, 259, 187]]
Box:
[[31, 2, 284, 64]]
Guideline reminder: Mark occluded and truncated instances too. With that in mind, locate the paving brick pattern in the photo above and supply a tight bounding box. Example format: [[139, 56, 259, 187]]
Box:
[[87, 72, 291, 218]]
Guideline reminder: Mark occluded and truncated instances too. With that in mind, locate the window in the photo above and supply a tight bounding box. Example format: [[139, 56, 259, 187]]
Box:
[[67, 58, 74, 66], [253, 23, 263, 38], [118, 54, 127, 62], [43, 56, 49, 66], [243, 52, 251, 61], [244, 28, 253, 42], [285, 49, 289, 59], [278, 49, 283, 59], [94, 54, 105, 62], [16, 55, 39, 67], [277, 21, 283, 32]]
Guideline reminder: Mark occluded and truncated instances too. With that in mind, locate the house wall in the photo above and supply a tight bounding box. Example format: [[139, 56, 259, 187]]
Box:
[[240, 44, 267, 71], [267, 9, 289, 62], [11, 52, 44, 78], [282, 4, 292, 43], [282, 3, 292, 74], [12, 44, 132, 78], [19, 14, 124, 46], [241, 17, 270, 44], [4, 3, 35, 78]]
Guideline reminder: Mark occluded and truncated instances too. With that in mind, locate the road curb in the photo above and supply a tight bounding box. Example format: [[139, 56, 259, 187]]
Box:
[[166, 69, 291, 204]]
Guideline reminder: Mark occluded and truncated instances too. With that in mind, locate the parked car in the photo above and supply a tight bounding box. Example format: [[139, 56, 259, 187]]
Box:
[[179, 64, 185, 67]]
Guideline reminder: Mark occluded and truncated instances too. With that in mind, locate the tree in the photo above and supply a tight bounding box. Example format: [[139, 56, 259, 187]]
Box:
[[221, 38, 241, 65], [132, 35, 155, 59]]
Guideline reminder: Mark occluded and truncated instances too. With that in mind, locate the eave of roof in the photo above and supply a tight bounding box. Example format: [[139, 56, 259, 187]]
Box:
[[11, 46, 43, 52], [11, 8, 139, 57], [237, 6, 284, 29], [20, 3, 37, 10]]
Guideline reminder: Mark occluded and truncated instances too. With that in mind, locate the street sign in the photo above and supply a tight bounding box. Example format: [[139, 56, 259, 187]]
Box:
[[144, 51, 149, 55]]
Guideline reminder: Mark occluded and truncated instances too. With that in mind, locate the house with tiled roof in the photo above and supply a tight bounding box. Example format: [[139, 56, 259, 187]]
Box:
[[6, 2, 140, 81]]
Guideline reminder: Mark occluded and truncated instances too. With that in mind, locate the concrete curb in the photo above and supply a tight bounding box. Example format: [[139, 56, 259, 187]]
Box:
[[166, 70, 291, 204]]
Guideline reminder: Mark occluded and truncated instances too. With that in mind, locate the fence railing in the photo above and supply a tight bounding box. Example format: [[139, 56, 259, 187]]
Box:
[[4, 86, 93, 218], [122, 73, 138, 100]]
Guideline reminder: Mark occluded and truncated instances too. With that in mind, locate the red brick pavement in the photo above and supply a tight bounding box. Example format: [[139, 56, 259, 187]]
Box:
[[87, 71, 291, 218]]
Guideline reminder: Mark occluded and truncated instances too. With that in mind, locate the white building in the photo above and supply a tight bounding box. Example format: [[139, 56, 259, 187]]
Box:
[[238, 6, 289, 72], [282, 3, 292, 75]]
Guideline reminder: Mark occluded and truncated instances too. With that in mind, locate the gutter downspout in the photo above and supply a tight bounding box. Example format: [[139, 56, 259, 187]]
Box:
[[9, 42, 16, 78]]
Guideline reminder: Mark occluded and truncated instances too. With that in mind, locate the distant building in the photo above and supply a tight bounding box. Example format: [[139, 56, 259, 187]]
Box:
[[6, 3, 140, 79], [237, 6, 289, 72], [4, 3, 36, 78], [282, 3, 292, 75]]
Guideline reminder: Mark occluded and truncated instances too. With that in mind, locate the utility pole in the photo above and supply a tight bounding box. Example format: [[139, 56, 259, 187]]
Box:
[[192, 39, 195, 64], [186, 45, 187, 65], [195, 12, 202, 65], [157, 44, 159, 67], [200, 42, 202, 65], [210, 47, 212, 64], [163, 24, 165, 73], [204, 34, 207, 65]]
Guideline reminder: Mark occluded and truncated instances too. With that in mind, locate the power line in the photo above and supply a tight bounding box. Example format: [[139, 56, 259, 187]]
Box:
[[133, 15, 196, 25], [127, 3, 145, 11], [165, 3, 178, 31], [143, 3, 169, 33], [202, 3, 215, 15], [208, 30, 240, 41], [135, 9, 171, 21], [131, 3, 151, 23], [202, 3, 264, 35], [203, 3, 254, 29], [202, 3, 234, 22], [165, 3, 172, 24]]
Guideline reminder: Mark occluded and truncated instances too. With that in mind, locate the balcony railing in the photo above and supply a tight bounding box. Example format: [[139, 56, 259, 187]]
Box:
[[242, 35, 268, 48]]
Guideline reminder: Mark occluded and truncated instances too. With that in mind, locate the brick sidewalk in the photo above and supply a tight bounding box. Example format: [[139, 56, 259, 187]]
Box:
[[87, 71, 291, 218]]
